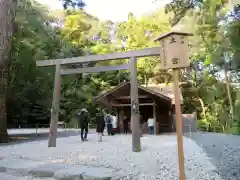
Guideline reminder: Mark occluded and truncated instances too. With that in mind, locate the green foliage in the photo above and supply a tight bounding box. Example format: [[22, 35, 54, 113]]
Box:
[[167, 0, 240, 133], [6, 0, 240, 136], [197, 119, 209, 131], [164, 0, 227, 26], [9, 0, 60, 126], [116, 10, 171, 84], [8, 3, 173, 127]]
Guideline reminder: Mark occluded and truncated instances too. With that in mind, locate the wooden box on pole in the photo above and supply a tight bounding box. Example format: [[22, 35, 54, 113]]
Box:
[[155, 31, 193, 180], [155, 31, 192, 70]]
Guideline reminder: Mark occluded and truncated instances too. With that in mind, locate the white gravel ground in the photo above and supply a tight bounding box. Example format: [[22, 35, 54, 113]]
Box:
[[0, 133, 238, 180]]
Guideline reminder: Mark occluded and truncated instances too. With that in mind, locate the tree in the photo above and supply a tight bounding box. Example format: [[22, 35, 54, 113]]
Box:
[[0, 0, 16, 143], [164, 0, 227, 26], [158, 0, 238, 131], [116, 10, 171, 85], [166, 0, 239, 130], [8, 0, 61, 128]]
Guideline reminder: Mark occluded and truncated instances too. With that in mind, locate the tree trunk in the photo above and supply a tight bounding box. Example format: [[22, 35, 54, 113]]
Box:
[[0, 63, 9, 143], [197, 97, 207, 121], [224, 65, 234, 127], [144, 74, 148, 86], [0, 0, 15, 143]]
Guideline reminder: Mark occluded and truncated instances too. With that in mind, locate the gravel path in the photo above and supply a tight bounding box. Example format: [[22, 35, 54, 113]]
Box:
[[189, 132, 240, 180], [0, 133, 239, 180]]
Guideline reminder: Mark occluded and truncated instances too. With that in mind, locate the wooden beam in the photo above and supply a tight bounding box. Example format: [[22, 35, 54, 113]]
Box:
[[60, 64, 129, 75], [36, 47, 160, 67], [111, 103, 154, 107], [115, 95, 149, 100]]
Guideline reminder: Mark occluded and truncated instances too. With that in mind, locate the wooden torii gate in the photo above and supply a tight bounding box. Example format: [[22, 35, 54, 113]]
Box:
[[36, 47, 160, 152]]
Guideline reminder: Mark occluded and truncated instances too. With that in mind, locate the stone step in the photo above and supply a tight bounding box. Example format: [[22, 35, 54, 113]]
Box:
[[0, 158, 125, 180], [0, 173, 55, 180], [0, 158, 46, 176]]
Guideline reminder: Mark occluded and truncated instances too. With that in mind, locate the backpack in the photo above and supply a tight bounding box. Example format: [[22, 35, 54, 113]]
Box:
[[79, 111, 88, 125], [106, 115, 112, 124]]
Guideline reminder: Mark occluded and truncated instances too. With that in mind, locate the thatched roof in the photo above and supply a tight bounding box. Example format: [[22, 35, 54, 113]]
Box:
[[94, 82, 183, 105], [94, 82, 129, 100], [142, 83, 183, 104]]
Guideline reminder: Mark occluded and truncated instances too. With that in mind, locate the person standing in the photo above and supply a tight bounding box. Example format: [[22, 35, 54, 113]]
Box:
[[111, 113, 117, 135], [96, 109, 105, 142], [101, 110, 106, 136], [102, 120, 105, 136], [147, 116, 154, 135], [78, 109, 89, 141], [105, 113, 113, 136], [123, 116, 129, 134]]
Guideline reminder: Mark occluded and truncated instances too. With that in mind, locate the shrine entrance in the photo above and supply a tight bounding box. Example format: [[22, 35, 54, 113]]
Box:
[[94, 82, 180, 134]]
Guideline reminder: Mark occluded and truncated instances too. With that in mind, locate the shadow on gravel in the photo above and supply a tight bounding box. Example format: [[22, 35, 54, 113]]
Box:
[[0, 131, 83, 147], [185, 132, 240, 180]]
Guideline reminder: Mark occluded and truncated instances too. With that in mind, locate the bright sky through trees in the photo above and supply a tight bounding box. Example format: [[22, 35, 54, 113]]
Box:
[[37, 0, 170, 21]]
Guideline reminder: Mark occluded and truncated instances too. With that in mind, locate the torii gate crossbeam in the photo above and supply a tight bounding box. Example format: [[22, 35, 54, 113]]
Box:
[[36, 47, 160, 66]]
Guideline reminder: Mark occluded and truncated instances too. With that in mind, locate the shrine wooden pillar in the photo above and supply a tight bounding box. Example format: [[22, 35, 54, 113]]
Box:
[[153, 101, 157, 135], [117, 109, 124, 133], [116, 109, 120, 133], [118, 109, 124, 133]]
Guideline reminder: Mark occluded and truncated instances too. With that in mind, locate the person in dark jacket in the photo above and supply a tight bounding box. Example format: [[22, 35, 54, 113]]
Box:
[[77, 109, 89, 141], [105, 114, 113, 135], [123, 116, 129, 134], [96, 109, 105, 142]]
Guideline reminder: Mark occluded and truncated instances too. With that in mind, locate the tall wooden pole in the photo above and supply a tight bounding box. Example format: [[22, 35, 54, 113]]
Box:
[[130, 57, 141, 152], [172, 69, 185, 180], [48, 62, 61, 147]]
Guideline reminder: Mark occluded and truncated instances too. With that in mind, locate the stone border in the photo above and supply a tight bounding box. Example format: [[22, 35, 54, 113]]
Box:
[[0, 158, 125, 180]]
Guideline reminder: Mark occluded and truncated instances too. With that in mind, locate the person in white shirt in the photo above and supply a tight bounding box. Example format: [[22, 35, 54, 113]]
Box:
[[111, 115, 117, 135], [147, 117, 154, 135]]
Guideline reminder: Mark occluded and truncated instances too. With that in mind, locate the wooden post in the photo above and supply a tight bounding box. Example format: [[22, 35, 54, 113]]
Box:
[[119, 109, 124, 133], [116, 109, 121, 133], [48, 62, 61, 147], [172, 69, 185, 180], [130, 57, 141, 152], [153, 102, 157, 135]]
